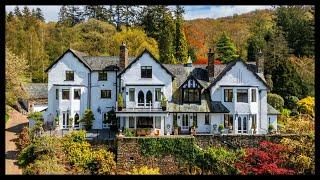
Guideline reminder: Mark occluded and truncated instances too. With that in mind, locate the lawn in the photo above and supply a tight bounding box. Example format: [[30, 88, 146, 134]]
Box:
[[5, 113, 9, 123]]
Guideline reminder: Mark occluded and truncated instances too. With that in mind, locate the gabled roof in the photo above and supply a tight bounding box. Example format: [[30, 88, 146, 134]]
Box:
[[45, 49, 92, 72], [82, 56, 134, 71], [179, 74, 204, 89], [267, 104, 281, 115], [117, 49, 175, 78], [206, 59, 269, 90]]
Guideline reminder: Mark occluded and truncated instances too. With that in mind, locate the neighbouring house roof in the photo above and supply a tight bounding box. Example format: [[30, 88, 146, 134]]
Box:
[[267, 104, 281, 115], [118, 49, 175, 78], [211, 101, 230, 113], [24, 83, 48, 99]]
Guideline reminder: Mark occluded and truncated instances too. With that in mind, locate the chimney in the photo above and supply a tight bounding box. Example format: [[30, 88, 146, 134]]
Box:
[[256, 49, 264, 74], [207, 48, 215, 80], [119, 42, 128, 69]]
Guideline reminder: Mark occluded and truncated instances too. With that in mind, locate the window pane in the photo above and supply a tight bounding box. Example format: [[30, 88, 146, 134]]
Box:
[[237, 89, 248, 103], [155, 117, 161, 129], [74, 89, 81, 99], [194, 90, 200, 101], [224, 89, 233, 102], [129, 117, 135, 128], [62, 89, 70, 100], [183, 90, 188, 102], [56, 89, 59, 100], [129, 88, 135, 101], [251, 89, 256, 102], [99, 71, 107, 81], [66, 71, 74, 81], [205, 114, 210, 125], [101, 90, 111, 99], [155, 88, 161, 101]]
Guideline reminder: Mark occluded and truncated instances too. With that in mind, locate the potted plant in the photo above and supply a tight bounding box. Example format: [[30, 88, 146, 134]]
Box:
[[68, 118, 74, 130], [268, 124, 274, 134], [166, 124, 171, 135], [161, 96, 167, 111], [118, 93, 124, 111], [54, 117, 59, 127], [173, 120, 179, 135], [191, 120, 198, 135], [218, 124, 224, 134], [251, 124, 257, 134]]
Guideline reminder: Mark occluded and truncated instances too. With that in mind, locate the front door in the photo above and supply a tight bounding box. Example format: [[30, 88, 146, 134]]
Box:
[[237, 115, 248, 134], [181, 114, 189, 132], [62, 111, 69, 129]]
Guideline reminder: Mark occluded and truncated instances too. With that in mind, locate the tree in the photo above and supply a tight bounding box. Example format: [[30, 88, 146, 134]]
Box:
[[83, 5, 111, 22], [158, 11, 176, 64], [267, 93, 284, 110], [35, 8, 45, 22], [236, 141, 295, 175], [58, 6, 84, 27], [276, 6, 314, 57], [14, 6, 22, 17], [5, 48, 29, 106], [216, 33, 239, 63], [174, 5, 188, 64], [264, 28, 308, 99], [128, 166, 160, 175], [79, 109, 95, 130]]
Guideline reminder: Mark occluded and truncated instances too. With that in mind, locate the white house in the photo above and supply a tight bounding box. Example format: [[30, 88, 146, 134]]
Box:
[[44, 43, 280, 135]]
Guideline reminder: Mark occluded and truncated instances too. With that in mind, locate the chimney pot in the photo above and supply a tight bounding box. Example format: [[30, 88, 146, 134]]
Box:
[[119, 43, 128, 69]]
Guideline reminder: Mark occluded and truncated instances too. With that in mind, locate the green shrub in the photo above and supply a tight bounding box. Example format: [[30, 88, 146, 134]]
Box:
[[63, 130, 87, 143], [79, 109, 95, 130], [268, 93, 284, 110], [123, 128, 134, 137], [285, 96, 299, 110], [281, 108, 292, 117], [87, 149, 116, 175], [268, 124, 274, 133], [24, 156, 66, 175], [62, 140, 92, 168], [27, 112, 43, 121], [218, 124, 224, 133], [161, 96, 167, 107], [5, 113, 9, 123]]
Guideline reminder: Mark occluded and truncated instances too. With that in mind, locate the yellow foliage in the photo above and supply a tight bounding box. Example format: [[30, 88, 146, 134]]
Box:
[[280, 114, 314, 135], [128, 166, 160, 175], [297, 96, 315, 117]]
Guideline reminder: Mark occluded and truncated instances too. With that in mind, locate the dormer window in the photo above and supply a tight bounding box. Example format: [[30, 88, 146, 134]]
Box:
[[181, 77, 202, 104], [65, 71, 74, 81], [141, 66, 152, 78]]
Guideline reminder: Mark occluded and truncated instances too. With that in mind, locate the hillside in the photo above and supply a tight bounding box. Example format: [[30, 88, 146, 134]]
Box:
[[183, 9, 275, 63]]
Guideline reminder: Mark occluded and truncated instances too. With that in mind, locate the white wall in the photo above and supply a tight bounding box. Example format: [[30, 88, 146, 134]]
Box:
[[210, 61, 268, 134], [120, 53, 173, 105], [47, 51, 90, 129], [90, 71, 117, 129]]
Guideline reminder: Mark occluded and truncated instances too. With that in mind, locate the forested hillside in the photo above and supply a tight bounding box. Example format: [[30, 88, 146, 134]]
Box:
[[5, 5, 314, 107]]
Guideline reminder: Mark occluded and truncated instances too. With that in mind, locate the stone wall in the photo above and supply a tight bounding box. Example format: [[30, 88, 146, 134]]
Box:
[[116, 134, 307, 174]]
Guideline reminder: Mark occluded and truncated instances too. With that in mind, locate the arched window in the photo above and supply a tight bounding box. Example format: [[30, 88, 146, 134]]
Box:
[[138, 91, 144, 106], [146, 90, 152, 106], [74, 113, 79, 126], [243, 117, 247, 133]]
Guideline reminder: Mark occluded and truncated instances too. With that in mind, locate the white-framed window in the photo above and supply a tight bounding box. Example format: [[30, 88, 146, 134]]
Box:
[[129, 88, 135, 102], [237, 89, 248, 103], [62, 89, 70, 100], [102, 113, 108, 129], [251, 89, 257, 102], [74, 89, 81, 100], [224, 89, 233, 102], [155, 117, 161, 129], [129, 117, 135, 128], [56, 89, 59, 100], [205, 113, 210, 125], [101, 90, 111, 99]]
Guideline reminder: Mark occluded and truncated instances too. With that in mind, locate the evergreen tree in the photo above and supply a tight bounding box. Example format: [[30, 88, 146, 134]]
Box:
[[35, 8, 45, 22], [84, 5, 111, 22], [276, 6, 314, 57], [7, 11, 14, 21], [14, 6, 22, 17], [58, 6, 69, 26], [158, 12, 176, 64], [264, 28, 308, 99], [216, 33, 239, 63], [174, 6, 188, 64], [58, 6, 84, 27]]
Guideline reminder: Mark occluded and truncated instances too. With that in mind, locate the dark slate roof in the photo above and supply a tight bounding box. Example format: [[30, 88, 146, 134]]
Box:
[[267, 104, 281, 115], [211, 101, 230, 113], [82, 56, 135, 71], [25, 83, 48, 99], [168, 93, 212, 113]]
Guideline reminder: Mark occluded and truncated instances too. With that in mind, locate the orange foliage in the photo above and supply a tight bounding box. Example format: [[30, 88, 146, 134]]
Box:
[[193, 56, 222, 65]]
